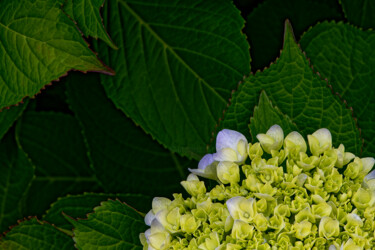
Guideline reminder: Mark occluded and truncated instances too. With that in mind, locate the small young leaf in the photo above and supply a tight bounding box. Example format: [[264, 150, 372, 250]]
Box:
[[0, 218, 74, 249], [96, 0, 250, 159], [249, 91, 298, 141], [0, 0, 112, 110], [0, 131, 34, 232], [220, 21, 361, 155], [16, 111, 102, 217], [66, 200, 145, 250], [63, 0, 117, 49], [300, 21, 375, 157], [339, 0, 375, 29], [246, 0, 343, 70], [44, 193, 152, 230]]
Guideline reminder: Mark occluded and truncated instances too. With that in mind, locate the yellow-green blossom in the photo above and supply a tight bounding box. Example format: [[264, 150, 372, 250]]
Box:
[[256, 124, 284, 154]]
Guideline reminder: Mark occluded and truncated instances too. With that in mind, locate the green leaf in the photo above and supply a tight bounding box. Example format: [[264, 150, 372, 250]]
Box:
[[0, 102, 28, 141], [0, 218, 74, 250], [339, 0, 375, 29], [246, 0, 343, 70], [96, 0, 250, 159], [300, 21, 375, 157], [0, 131, 34, 233], [0, 0, 112, 110], [16, 111, 101, 217], [66, 200, 145, 250], [249, 91, 298, 140], [63, 0, 117, 49], [44, 193, 152, 230], [66, 72, 194, 197], [220, 21, 361, 155]]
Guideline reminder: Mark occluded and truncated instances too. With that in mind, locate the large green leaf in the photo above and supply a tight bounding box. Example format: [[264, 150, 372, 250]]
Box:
[[220, 21, 361, 155], [96, 0, 250, 159], [0, 0, 112, 110], [0, 103, 28, 140], [0, 131, 34, 233], [300, 21, 375, 157], [0, 218, 74, 250], [249, 91, 298, 141], [63, 0, 117, 49], [246, 0, 343, 70], [66, 72, 194, 197], [66, 200, 145, 250], [16, 111, 101, 217], [339, 0, 375, 29], [44, 193, 152, 230]]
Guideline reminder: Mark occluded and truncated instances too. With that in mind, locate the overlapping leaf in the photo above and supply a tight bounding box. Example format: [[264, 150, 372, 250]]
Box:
[[220, 21, 361, 154], [0, 218, 74, 249], [0, 103, 27, 140], [66, 72, 194, 197], [300, 21, 375, 157], [16, 111, 101, 217], [339, 0, 375, 29], [66, 200, 145, 250], [44, 193, 152, 230], [246, 0, 343, 70], [63, 0, 117, 49], [0, 0, 112, 109], [249, 91, 298, 140], [96, 0, 250, 159], [0, 131, 34, 232]]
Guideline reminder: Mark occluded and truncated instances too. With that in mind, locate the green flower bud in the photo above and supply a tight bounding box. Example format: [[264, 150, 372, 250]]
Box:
[[256, 125, 284, 154], [308, 128, 332, 156], [198, 232, 220, 250], [245, 173, 260, 192], [344, 157, 362, 179], [284, 131, 307, 157], [181, 174, 206, 196], [344, 213, 363, 234], [248, 142, 263, 160], [324, 168, 342, 193], [226, 196, 257, 223], [144, 219, 171, 250], [335, 144, 355, 168], [295, 206, 315, 223], [352, 188, 375, 210], [341, 238, 362, 250], [312, 202, 332, 218], [256, 198, 267, 213], [274, 204, 290, 218], [253, 213, 268, 231], [155, 207, 181, 233], [319, 216, 340, 239], [297, 152, 320, 171], [217, 161, 240, 184], [231, 219, 254, 239], [268, 215, 285, 233], [180, 213, 200, 234], [293, 220, 312, 239]]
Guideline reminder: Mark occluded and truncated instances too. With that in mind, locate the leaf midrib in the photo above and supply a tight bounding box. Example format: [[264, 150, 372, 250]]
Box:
[[117, 0, 227, 104]]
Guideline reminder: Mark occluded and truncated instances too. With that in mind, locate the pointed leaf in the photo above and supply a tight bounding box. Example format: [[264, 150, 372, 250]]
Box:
[[66, 200, 145, 250], [339, 0, 375, 29], [220, 21, 361, 155], [300, 21, 375, 157], [44, 193, 152, 230], [246, 0, 343, 70], [96, 0, 250, 159], [0, 131, 34, 232], [249, 91, 298, 140], [63, 0, 117, 49], [0, 0, 112, 109], [0, 103, 27, 140], [0, 218, 74, 250], [16, 111, 101, 217], [66, 72, 194, 196]]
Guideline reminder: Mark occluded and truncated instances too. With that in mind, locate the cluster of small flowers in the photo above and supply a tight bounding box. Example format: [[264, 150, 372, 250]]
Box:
[[140, 125, 375, 249]]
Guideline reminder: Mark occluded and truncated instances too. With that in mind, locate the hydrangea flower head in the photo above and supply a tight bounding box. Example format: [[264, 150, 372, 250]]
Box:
[[140, 125, 375, 249]]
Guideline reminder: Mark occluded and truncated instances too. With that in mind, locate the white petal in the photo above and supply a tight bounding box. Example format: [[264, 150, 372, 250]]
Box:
[[226, 196, 243, 219], [284, 131, 307, 153], [145, 210, 156, 226], [267, 125, 284, 146], [150, 218, 166, 234], [152, 197, 171, 214], [361, 157, 375, 175], [329, 245, 337, 250], [186, 173, 199, 181], [312, 128, 332, 148], [213, 148, 238, 162], [198, 154, 214, 170], [216, 129, 247, 151], [365, 169, 375, 181], [189, 163, 218, 181]]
